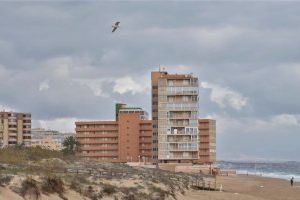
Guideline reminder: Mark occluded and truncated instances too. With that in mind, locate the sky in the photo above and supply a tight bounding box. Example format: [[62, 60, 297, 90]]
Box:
[[0, 2, 300, 161]]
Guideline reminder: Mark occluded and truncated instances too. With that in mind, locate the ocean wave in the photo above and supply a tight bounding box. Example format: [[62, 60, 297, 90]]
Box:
[[237, 170, 300, 182]]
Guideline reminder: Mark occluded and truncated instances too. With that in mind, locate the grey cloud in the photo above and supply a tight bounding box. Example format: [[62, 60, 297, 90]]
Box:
[[0, 2, 300, 161]]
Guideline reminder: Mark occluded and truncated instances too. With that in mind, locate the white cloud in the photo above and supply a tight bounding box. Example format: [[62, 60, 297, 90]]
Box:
[[271, 114, 299, 126], [39, 80, 50, 91], [74, 78, 110, 97], [201, 82, 248, 110], [0, 104, 15, 112], [113, 76, 146, 95]]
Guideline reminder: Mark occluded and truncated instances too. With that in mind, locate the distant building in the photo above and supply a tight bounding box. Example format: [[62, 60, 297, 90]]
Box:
[[75, 103, 153, 163], [31, 128, 74, 150], [151, 70, 199, 163], [198, 119, 216, 164], [0, 112, 31, 147]]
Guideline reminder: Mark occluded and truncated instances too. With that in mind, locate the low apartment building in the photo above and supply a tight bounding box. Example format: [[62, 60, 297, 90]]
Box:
[[0, 112, 31, 147], [75, 104, 153, 163], [31, 128, 74, 150], [198, 119, 216, 164]]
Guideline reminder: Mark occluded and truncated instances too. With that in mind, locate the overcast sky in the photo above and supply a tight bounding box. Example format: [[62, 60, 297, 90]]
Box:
[[0, 2, 300, 161]]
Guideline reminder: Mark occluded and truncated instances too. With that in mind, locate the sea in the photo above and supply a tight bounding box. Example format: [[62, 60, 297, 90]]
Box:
[[218, 161, 300, 182]]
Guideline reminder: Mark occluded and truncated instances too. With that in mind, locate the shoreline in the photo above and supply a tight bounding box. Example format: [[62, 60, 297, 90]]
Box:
[[235, 170, 300, 182], [180, 174, 300, 200]]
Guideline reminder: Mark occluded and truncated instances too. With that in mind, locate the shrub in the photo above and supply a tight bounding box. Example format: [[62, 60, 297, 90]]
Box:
[[0, 175, 13, 186], [70, 179, 82, 194], [102, 184, 117, 195], [83, 185, 103, 200], [122, 193, 136, 200], [41, 176, 64, 195], [20, 178, 41, 200]]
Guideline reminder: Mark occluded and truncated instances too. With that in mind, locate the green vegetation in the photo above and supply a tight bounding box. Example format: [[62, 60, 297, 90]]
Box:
[[0, 146, 63, 165], [62, 136, 80, 155]]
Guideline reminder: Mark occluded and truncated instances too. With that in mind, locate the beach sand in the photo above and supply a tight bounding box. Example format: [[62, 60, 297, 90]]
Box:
[[1, 175, 300, 200], [183, 175, 300, 200]]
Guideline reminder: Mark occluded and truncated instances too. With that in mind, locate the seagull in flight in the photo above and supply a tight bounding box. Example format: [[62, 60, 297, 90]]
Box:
[[112, 21, 120, 33]]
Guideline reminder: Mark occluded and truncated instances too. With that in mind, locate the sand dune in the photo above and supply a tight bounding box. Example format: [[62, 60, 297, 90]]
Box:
[[1, 175, 300, 200]]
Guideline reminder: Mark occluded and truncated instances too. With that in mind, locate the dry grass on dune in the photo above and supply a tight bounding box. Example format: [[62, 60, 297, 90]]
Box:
[[0, 147, 212, 200], [0, 146, 65, 165]]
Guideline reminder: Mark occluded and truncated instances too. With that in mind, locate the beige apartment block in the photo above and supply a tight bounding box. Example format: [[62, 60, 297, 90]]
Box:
[[152, 70, 199, 163], [0, 112, 31, 147], [75, 104, 153, 163]]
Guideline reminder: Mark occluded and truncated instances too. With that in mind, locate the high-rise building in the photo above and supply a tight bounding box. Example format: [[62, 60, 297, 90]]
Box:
[[152, 70, 199, 163], [198, 119, 216, 164], [75, 104, 152, 163], [0, 112, 31, 147]]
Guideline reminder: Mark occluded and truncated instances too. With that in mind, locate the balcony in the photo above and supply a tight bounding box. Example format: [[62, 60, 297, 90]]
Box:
[[199, 130, 210, 135], [8, 138, 17, 142], [139, 145, 152, 150], [139, 138, 152, 143], [139, 126, 152, 131], [169, 147, 198, 151], [164, 103, 198, 111], [169, 114, 192, 119], [80, 146, 118, 151], [140, 152, 152, 157], [76, 127, 118, 132], [79, 140, 118, 144], [168, 139, 197, 143], [167, 87, 198, 96], [199, 144, 210, 149], [76, 134, 118, 138], [139, 132, 152, 137], [200, 137, 210, 143]]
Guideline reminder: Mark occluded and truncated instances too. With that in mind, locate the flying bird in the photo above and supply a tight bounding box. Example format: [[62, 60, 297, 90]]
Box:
[[112, 21, 120, 33]]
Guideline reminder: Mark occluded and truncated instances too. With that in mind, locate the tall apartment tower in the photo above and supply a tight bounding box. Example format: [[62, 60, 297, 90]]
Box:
[[76, 104, 152, 163], [152, 70, 199, 163], [0, 112, 31, 147]]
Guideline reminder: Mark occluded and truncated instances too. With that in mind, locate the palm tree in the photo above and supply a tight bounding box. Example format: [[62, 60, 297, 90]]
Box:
[[62, 136, 79, 154]]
